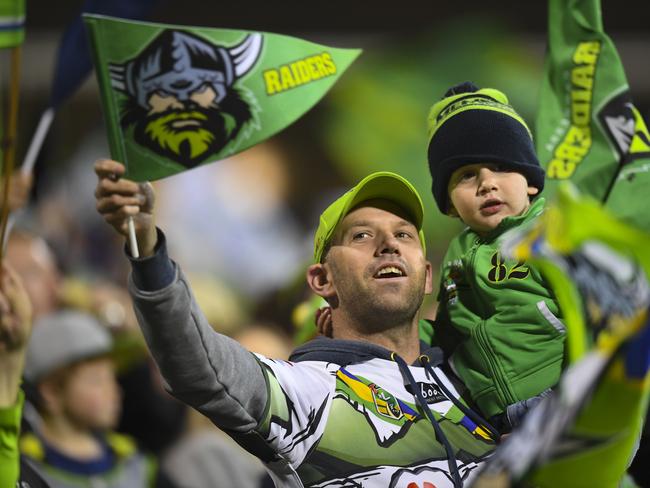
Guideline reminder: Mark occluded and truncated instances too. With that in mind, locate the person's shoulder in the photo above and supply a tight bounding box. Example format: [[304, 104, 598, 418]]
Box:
[[19, 432, 45, 461], [105, 431, 140, 460]]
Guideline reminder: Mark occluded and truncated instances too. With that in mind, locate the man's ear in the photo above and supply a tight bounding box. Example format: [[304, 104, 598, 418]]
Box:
[[307, 263, 336, 300], [424, 261, 434, 295]]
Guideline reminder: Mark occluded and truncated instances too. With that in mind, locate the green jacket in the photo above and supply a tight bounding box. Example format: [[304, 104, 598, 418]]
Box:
[[432, 197, 566, 419], [0, 391, 23, 488]]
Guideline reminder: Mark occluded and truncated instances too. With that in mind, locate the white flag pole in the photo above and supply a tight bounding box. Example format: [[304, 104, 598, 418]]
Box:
[[127, 216, 139, 258], [22, 107, 55, 175]]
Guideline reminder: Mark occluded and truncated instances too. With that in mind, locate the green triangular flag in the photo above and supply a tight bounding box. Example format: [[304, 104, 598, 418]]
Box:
[[536, 0, 650, 232], [0, 0, 25, 48], [84, 15, 361, 181]]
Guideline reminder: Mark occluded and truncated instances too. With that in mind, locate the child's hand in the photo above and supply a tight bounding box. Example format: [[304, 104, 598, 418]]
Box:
[[315, 306, 333, 338]]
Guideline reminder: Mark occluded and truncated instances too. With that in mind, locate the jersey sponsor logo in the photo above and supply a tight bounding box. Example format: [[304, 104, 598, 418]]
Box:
[[546, 41, 600, 180], [405, 382, 447, 404]]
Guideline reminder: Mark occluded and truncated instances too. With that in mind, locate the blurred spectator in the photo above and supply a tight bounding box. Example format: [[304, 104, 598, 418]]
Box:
[[0, 262, 50, 487], [7, 222, 188, 459], [6, 230, 62, 320], [19, 309, 175, 487], [0, 170, 33, 213]]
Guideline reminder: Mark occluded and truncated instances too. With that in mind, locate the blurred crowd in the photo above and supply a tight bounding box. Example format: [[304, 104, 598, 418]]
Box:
[[1, 133, 318, 487]]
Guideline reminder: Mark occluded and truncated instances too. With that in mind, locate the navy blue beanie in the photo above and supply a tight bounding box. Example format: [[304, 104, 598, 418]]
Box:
[[426, 82, 545, 214]]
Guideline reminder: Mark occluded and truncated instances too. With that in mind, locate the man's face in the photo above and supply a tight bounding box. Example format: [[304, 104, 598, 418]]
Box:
[[323, 200, 431, 331], [448, 163, 539, 235]]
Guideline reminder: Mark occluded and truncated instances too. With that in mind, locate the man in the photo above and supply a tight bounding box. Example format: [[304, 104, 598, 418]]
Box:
[[94, 158, 497, 487]]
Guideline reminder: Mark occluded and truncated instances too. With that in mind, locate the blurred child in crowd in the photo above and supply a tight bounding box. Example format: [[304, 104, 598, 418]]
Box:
[[20, 309, 175, 488]]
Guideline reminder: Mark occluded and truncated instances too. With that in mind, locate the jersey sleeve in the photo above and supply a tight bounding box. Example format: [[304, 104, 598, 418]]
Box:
[[255, 356, 336, 467]]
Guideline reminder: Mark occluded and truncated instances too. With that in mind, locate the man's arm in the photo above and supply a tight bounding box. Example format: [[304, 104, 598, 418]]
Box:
[[94, 159, 269, 432], [0, 264, 33, 487]]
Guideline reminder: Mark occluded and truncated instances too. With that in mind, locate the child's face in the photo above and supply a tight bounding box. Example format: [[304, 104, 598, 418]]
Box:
[[58, 357, 121, 431], [448, 163, 539, 235]]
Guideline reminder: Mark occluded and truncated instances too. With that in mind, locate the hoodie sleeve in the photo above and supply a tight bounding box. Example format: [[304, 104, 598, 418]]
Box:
[[127, 230, 268, 432]]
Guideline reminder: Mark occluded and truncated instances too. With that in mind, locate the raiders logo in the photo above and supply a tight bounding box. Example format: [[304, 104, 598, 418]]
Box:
[[109, 30, 263, 168]]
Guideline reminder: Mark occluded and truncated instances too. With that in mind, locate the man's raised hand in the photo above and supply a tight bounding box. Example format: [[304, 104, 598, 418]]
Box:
[[94, 159, 157, 257]]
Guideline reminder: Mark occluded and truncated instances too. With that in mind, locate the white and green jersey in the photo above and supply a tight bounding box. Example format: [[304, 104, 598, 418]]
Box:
[[256, 352, 496, 487]]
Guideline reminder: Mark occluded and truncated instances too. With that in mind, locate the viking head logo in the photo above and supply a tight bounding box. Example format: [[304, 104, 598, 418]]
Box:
[[110, 30, 263, 167]]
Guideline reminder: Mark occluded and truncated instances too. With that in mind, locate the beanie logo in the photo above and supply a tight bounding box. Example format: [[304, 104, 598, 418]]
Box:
[[545, 41, 600, 180], [430, 95, 531, 144], [437, 95, 519, 124]]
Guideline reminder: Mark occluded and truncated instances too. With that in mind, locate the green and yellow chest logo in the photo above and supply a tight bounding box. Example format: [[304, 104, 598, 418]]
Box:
[[369, 383, 403, 420]]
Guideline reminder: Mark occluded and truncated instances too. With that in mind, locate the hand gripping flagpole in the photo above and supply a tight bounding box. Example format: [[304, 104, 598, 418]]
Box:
[[107, 172, 140, 258]]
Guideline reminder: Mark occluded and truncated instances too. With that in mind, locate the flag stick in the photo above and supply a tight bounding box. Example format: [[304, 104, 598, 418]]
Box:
[[0, 46, 22, 264], [127, 216, 139, 258], [21, 107, 55, 175]]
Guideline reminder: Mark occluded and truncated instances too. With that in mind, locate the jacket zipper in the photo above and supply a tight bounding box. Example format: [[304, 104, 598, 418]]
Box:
[[468, 238, 516, 408], [475, 320, 515, 406]]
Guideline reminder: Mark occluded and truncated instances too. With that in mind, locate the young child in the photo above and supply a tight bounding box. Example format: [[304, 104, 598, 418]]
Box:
[[425, 82, 565, 433], [19, 309, 165, 487]]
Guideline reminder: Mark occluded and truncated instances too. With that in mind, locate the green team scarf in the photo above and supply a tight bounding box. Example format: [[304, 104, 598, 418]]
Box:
[[0, 0, 25, 48], [536, 0, 650, 231], [84, 15, 361, 181]]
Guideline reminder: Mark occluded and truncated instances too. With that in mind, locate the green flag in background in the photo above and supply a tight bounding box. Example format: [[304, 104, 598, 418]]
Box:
[[84, 14, 361, 181], [536, 0, 650, 231], [0, 0, 25, 48]]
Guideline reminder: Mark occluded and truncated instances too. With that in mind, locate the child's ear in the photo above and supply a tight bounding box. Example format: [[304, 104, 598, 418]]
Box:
[[527, 185, 540, 197]]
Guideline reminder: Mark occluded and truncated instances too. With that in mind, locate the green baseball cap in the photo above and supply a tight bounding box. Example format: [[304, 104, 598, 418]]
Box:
[[313, 171, 426, 263]]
